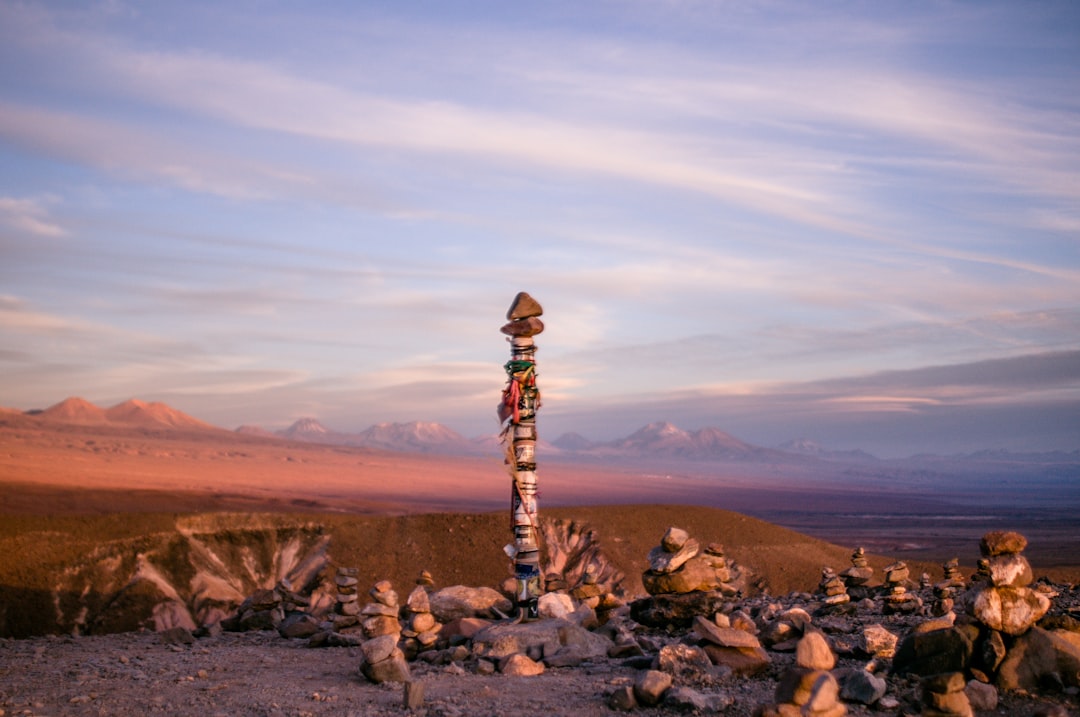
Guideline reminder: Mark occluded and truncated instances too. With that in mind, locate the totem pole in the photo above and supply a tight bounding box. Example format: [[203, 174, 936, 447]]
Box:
[[498, 292, 544, 620]]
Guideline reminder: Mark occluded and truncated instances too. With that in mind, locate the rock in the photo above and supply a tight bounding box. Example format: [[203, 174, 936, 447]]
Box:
[[656, 643, 712, 678], [440, 616, 492, 641], [969, 585, 1051, 635], [703, 644, 770, 676], [986, 554, 1034, 587], [980, 530, 1027, 556], [471, 618, 612, 662], [693, 616, 761, 648], [608, 685, 637, 711], [506, 291, 543, 320], [500, 317, 545, 337], [776, 668, 841, 710], [974, 629, 1007, 674], [405, 585, 431, 613], [964, 680, 997, 711], [537, 592, 574, 620], [922, 672, 971, 717], [403, 680, 424, 709], [499, 653, 544, 676], [663, 685, 732, 711], [361, 634, 398, 664], [361, 648, 411, 684], [428, 586, 513, 622], [837, 668, 887, 705], [892, 626, 975, 677], [796, 630, 836, 670], [543, 645, 587, 668], [629, 590, 729, 628], [633, 669, 672, 707], [996, 626, 1080, 691], [647, 538, 700, 574], [861, 624, 899, 658], [278, 613, 320, 639], [159, 626, 194, 645], [661, 526, 690, 552]]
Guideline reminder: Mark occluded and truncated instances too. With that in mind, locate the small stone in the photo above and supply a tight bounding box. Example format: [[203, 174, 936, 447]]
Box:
[[634, 669, 672, 707], [608, 685, 637, 711], [499, 653, 544, 676], [964, 679, 998, 711], [500, 317, 545, 337], [838, 668, 887, 705], [402, 680, 424, 709], [507, 291, 543, 320], [661, 526, 690, 552]]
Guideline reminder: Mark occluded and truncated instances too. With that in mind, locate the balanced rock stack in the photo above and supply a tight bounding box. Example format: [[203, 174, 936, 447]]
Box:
[[358, 580, 410, 684], [760, 630, 846, 717], [940, 558, 966, 589], [965, 530, 1049, 635], [401, 583, 441, 659], [642, 527, 736, 596], [839, 547, 874, 599], [882, 561, 922, 615], [817, 567, 851, 609], [920, 672, 973, 717], [931, 558, 965, 617]]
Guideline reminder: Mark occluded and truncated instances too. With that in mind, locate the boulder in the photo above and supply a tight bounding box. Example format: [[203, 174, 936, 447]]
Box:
[[980, 531, 1027, 557], [892, 626, 975, 677], [629, 590, 729, 628], [996, 626, 1080, 691], [969, 586, 1050, 635], [703, 644, 770, 676], [428, 586, 512, 622], [470, 617, 612, 662]]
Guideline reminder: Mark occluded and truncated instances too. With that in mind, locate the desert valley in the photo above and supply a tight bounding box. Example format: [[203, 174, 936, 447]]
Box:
[[1, 397, 1079, 716]]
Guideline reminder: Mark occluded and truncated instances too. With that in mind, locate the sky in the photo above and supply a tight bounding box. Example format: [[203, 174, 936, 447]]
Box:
[[1, 1, 1078, 458]]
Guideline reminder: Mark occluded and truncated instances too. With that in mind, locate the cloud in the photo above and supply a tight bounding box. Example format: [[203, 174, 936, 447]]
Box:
[[0, 196, 66, 237]]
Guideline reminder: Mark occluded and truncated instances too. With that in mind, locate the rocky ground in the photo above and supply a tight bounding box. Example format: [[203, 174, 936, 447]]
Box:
[[2, 583, 1078, 717]]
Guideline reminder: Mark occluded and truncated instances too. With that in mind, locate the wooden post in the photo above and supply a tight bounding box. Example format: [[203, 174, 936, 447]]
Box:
[[498, 292, 545, 620]]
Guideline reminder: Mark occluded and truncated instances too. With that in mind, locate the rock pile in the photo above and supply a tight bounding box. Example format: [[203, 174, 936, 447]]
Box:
[[966, 530, 1049, 636], [760, 630, 846, 716], [839, 547, 874, 599], [817, 567, 851, 610], [642, 526, 741, 596], [882, 560, 922, 615]]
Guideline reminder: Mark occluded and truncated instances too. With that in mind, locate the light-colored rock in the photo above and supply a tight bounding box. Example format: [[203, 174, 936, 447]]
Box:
[[538, 592, 575, 620], [692, 616, 761, 648], [471, 617, 612, 661], [796, 631, 836, 670], [656, 643, 712, 677], [647, 538, 700, 574], [499, 653, 544, 676], [969, 585, 1050, 635], [986, 554, 1033, 588], [861, 624, 898, 657], [406, 585, 431, 613], [964, 680, 997, 711], [429, 585, 513, 622], [661, 526, 690, 553]]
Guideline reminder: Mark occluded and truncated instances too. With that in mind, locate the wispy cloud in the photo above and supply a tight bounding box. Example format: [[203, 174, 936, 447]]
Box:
[[0, 196, 66, 237]]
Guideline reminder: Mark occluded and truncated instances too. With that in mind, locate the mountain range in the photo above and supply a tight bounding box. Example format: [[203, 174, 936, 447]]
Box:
[[12, 397, 1079, 468]]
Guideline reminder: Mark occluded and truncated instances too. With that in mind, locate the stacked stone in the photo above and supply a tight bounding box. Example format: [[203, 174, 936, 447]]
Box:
[[760, 631, 846, 717], [920, 672, 973, 717], [361, 580, 402, 638], [358, 580, 410, 684], [401, 583, 441, 658], [328, 567, 363, 634], [882, 561, 922, 615], [817, 567, 850, 607], [839, 547, 874, 599], [570, 565, 603, 609], [965, 530, 1049, 636], [931, 558, 965, 617], [642, 527, 736, 596]]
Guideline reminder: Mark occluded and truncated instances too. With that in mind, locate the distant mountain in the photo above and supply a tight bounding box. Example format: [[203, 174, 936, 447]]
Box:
[[235, 425, 278, 439], [33, 397, 214, 431], [582, 421, 782, 462], [552, 432, 594, 451], [279, 417, 335, 442], [778, 438, 879, 463], [356, 421, 468, 453], [104, 399, 216, 430], [40, 397, 108, 425]]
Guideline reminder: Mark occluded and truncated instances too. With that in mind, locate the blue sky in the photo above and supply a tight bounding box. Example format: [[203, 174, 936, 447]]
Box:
[[1, 1, 1078, 457]]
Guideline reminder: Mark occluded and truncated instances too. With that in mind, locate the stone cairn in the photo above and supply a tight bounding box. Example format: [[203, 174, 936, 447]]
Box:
[[930, 558, 966, 617], [358, 579, 411, 684], [965, 530, 1049, 636], [817, 567, 851, 610], [400, 576, 442, 660], [760, 629, 847, 717], [839, 547, 873, 600], [642, 526, 739, 596], [882, 560, 922, 615]]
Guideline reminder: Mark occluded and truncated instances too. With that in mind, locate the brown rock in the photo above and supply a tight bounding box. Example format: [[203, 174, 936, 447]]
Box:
[[692, 616, 761, 648], [647, 538, 700, 574], [633, 669, 672, 707], [703, 644, 770, 676], [506, 291, 543, 320], [661, 526, 690, 552], [500, 317, 545, 337], [608, 685, 637, 711], [980, 530, 1027, 557]]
